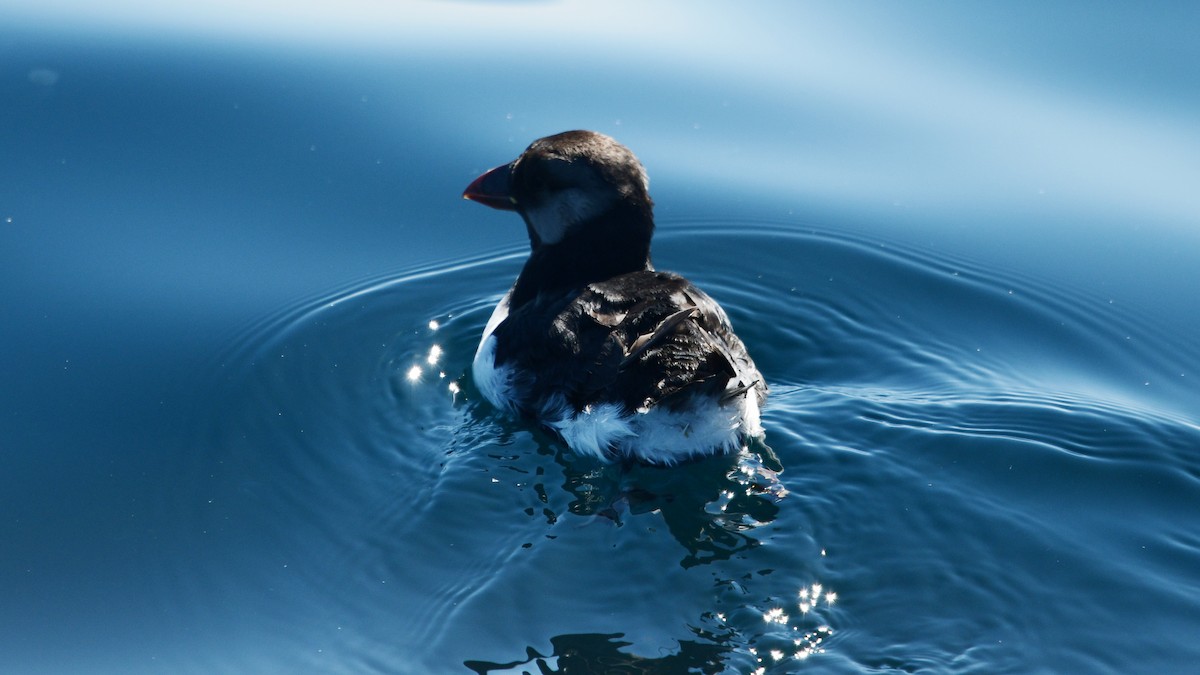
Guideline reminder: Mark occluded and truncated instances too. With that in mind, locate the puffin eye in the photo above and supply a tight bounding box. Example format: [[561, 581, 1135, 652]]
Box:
[[538, 159, 575, 188]]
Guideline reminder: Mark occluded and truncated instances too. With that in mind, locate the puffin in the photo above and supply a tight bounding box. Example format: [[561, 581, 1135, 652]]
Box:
[[463, 130, 766, 465]]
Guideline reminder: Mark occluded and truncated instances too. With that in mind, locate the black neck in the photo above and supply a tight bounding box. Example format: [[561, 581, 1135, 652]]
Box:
[[510, 202, 653, 308]]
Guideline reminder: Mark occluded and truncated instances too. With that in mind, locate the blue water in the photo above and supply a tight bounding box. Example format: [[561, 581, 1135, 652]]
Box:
[[3, 3, 1199, 673]]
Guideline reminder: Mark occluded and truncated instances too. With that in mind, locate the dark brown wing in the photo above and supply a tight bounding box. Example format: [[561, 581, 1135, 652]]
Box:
[[493, 270, 764, 414]]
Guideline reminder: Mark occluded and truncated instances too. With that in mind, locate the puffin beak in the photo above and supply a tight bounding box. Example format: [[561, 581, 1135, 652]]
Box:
[[463, 162, 518, 211]]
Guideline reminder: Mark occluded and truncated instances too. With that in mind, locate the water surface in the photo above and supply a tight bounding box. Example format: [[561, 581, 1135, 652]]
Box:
[[2, 2, 1199, 673]]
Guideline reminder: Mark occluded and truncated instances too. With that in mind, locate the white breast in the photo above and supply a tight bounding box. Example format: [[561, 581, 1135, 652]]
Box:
[[472, 291, 517, 412]]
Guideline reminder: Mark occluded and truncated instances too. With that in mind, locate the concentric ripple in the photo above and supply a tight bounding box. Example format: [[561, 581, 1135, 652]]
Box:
[[165, 222, 1200, 674]]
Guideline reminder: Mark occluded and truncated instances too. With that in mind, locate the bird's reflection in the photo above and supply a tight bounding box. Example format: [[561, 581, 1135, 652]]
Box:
[[557, 438, 784, 568], [466, 433, 788, 672], [464, 631, 728, 675]]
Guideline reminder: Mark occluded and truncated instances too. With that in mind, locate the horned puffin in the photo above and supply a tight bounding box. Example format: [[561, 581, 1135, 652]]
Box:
[[463, 130, 766, 465]]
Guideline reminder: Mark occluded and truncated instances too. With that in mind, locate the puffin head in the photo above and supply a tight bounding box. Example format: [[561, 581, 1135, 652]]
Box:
[[463, 130, 653, 249]]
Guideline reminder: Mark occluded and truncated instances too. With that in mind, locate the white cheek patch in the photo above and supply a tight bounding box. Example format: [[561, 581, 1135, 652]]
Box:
[[524, 188, 614, 245]]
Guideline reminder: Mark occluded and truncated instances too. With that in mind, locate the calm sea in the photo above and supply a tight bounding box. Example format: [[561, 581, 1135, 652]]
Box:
[[2, 2, 1199, 673]]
